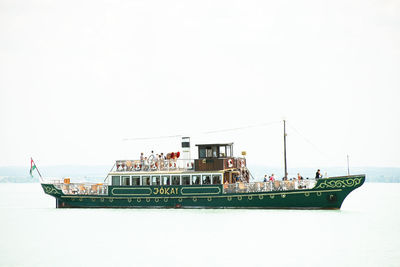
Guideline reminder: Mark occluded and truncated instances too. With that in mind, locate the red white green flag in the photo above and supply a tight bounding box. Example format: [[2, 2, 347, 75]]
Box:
[[30, 158, 36, 178]]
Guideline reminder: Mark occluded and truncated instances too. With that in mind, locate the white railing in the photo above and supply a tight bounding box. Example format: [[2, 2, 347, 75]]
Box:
[[115, 159, 195, 172], [223, 180, 317, 194], [52, 182, 108, 195]]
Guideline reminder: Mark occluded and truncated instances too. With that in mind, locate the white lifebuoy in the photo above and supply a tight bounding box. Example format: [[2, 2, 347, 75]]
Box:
[[228, 159, 233, 168], [135, 164, 141, 171], [151, 164, 157, 170]]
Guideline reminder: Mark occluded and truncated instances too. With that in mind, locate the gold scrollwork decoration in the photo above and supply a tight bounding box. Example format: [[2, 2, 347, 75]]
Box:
[[270, 195, 275, 199], [315, 178, 362, 189], [248, 196, 253, 200], [193, 197, 197, 202], [43, 185, 61, 195], [137, 198, 141, 203], [207, 197, 212, 202], [163, 198, 168, 202], [237, 196, 242, 201], [259, 195, 264, 200], [155, 198, 159, 202], [127, 198, 132, 203], [227, 196, 232, 201], [146, 198, 150, 202], [178, 198, 183, 202], [317, 192, 322, 196]]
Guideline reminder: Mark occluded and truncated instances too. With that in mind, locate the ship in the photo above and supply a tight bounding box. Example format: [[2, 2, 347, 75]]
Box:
[[39, 122, 365, 209]]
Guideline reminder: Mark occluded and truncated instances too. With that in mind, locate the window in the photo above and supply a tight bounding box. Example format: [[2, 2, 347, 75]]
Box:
[[212, 174, 222, 184], [206, 148, 212, 157], [226, 146, 231, 157], [162, 175, 170, 185], [212, 147, 217, 157], [142, 176, 150, 186], [199, 148, 206, 158], [182, 175, 190, 185], [219, 146, 226, 157], [152, 176, 160, 185], [202, 175, 211, 185], [132, 176, 140, 186], [172, 175, 180, 185], [122, 176, 130, 186], [192, 175, 201, 185], [112, 176, 120, 186]]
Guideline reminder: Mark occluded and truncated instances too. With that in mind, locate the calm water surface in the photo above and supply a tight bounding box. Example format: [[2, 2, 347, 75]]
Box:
[[0, 183, 399, 267]]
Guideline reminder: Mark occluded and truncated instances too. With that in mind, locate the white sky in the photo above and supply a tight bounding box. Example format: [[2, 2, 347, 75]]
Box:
[[0, 0, 399, 168]]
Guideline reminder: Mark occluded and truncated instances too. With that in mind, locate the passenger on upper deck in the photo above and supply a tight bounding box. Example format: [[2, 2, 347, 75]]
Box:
[[269, 174, 275, 182], [264, 175, 268, 182]]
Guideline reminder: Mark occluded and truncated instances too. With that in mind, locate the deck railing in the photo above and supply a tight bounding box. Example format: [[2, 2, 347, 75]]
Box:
[[114, 159, 195, 172], [223, 180, 317, 194], [52, 182, 108, 195]]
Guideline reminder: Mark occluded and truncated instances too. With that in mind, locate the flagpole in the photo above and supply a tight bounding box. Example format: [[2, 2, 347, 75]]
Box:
[[31, 158, 44, 182]]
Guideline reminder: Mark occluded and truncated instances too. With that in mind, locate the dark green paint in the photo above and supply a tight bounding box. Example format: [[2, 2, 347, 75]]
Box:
[[42, 175, 365, 209]]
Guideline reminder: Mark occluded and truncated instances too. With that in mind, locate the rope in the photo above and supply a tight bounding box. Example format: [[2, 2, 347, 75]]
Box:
[[122, 120, 280, 141], [287, 122, 332, 160]]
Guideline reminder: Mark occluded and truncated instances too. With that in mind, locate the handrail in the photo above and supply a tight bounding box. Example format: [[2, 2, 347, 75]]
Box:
[[223, 180, 317, 194], [114, 159, 195, 172]]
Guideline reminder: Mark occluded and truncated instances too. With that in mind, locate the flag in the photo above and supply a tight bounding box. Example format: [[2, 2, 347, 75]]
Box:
[[30, 158, 36, 178]]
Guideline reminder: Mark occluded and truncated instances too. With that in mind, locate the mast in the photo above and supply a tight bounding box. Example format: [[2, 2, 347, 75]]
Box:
[[347, 155, 350, 176], [283, 120, 287, 179]]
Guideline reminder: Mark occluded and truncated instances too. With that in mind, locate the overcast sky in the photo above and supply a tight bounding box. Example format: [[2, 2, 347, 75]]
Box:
[[0, 0, 399, 169]]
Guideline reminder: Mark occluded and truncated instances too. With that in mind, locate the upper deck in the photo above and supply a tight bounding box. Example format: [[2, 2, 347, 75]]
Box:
[[113, 143, 246, 173]]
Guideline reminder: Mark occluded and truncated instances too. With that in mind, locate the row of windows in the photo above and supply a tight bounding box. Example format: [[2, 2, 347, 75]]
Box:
[[111, 174, 222, 186]]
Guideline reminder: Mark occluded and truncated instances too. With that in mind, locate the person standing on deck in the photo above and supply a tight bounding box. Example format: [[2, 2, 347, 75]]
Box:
[[264, 175, 268, 182], [140, 153, 144, 170], [315, 169, 322, 179], [269, 174, 275, 181]]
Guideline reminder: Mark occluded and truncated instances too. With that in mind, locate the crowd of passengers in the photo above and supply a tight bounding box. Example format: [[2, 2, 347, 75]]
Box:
[[262, 169, 325, 182], [117, 150, 192, 171]]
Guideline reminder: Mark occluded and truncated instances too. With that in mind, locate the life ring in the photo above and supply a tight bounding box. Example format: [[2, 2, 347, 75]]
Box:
[[135, 164, 141, 171], [151, 164, 157, 170], [228, 159, 233, 168]]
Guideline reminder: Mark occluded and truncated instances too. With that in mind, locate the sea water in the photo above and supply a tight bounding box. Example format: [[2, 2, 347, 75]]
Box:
[[0, 183, 399, 267]]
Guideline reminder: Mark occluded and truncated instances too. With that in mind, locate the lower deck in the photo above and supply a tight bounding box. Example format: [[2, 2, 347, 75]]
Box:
[[42, 175, 365, 209]]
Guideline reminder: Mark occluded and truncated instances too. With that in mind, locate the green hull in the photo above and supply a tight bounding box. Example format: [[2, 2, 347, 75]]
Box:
[[41, 175, 365, 209]]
